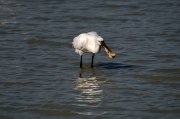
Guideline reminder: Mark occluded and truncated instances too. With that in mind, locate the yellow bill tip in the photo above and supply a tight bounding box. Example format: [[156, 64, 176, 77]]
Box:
[[108, 52, 116, 59]]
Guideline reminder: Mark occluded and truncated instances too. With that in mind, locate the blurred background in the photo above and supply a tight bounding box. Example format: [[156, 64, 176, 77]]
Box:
[[0, 0, 180, 119]]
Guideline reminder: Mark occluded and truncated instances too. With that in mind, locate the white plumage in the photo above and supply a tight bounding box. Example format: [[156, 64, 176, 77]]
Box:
[[73, 32, 102, 55], [72, 31, 116, 68]]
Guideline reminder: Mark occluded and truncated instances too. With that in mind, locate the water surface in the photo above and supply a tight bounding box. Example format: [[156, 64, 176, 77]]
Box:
[[0, 0, 180, 119]]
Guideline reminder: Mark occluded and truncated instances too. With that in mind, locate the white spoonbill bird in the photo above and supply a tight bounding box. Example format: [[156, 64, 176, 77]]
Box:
[[72, 31, 116, 68]]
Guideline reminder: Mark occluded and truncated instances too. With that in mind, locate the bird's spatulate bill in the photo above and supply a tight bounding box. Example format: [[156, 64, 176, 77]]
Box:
[[101, 41, 116, 58]]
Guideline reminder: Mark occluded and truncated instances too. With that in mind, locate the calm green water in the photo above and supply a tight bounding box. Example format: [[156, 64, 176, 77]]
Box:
[[0, 0, 180, 119]]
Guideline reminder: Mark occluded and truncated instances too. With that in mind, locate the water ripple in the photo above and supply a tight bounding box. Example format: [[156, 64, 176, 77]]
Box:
[[1, 0, 180, 119]]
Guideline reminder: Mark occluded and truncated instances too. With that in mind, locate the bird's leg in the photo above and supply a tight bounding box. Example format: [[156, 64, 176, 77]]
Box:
[[91, 55, 94, 68], [80, 55, 82, 68], [79, 68, 84, 78]]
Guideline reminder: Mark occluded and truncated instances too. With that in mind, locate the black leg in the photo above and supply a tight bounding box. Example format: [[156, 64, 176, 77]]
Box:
[[79, 68, 84, 78], [80, 55, 82, 68], [91, 55, 94, 68]]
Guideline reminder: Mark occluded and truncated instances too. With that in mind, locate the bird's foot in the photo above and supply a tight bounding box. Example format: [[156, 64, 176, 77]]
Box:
[[91, 65, 94, 68]]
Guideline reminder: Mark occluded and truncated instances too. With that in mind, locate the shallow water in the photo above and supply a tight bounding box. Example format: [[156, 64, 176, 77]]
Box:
[[0, 0, 180, 119]]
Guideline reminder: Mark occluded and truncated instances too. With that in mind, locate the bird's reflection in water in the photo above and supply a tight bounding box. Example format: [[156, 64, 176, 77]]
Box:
[[79, 67, 95, 78], [74, 68, 105, 105]]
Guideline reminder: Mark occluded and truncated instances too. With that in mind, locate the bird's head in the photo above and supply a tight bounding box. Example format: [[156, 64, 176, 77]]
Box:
[[100, 41, 116, 59], [97, 38, 103, 45]]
